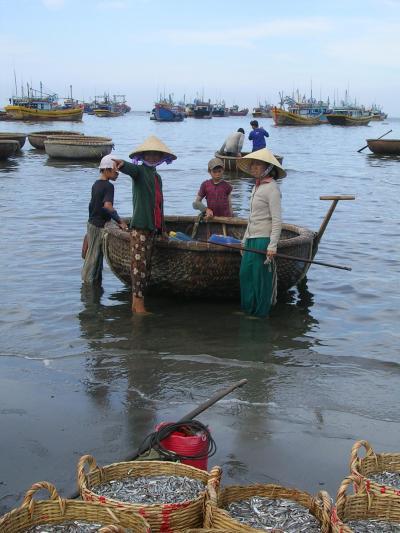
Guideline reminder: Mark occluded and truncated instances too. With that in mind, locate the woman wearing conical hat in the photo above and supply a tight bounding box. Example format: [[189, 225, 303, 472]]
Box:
[[113, 136, 176, 314], [237, 148, 286, 318]]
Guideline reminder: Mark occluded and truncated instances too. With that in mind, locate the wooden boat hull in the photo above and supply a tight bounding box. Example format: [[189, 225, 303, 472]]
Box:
[[44, 139, 113, 159], [28, 130, 82, 149], [93, 109, 124, 117], [4, 105, 83, 121], [214, 151, 283, 172], [0, 132, 26, 148], [0, 140, 19, 159], [104, 216, 316, 299], [366, 139, 400, 155], [252, 111, 272, 118], [272, 107, 321, 126], [326, 114, 371, 126]]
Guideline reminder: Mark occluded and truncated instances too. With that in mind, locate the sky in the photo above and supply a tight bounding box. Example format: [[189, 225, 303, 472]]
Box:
[[0, 0, 399, 114]]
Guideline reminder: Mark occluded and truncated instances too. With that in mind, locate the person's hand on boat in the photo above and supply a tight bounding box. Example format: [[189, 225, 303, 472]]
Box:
[[266, 249, 276, 259], [205, 208, 214, 219], [112, 158, 124, 169]]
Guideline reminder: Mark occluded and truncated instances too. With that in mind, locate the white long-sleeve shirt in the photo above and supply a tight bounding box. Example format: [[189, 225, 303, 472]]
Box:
[[220, 132, 244, 154], [243, 180, 282, 251]]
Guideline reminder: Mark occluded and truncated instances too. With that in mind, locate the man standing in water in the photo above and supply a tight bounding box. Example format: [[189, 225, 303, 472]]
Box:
[[113, 136, 177, 315], [249, 120, 269, 152]]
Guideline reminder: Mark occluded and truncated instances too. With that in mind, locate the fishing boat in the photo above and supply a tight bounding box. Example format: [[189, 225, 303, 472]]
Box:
[[193, 100, 213, 119], [212, 102, 228, 117], [4, 83, 83, 121], [28, 130, 83, 149], [93, 94, 124, 117], [229, 105, 249, 116], [0, 140, 19, 159], [326, 107, 372, 126], [272, 94, 329, 126], [214, 151, 283, 172], [366, 139, 400, 155], [368, 104, 387, 121], [252, 104, 273, 118], [44, 136, 113, 160], [154, 95, 185, 122], [0, 111, 13, 121]]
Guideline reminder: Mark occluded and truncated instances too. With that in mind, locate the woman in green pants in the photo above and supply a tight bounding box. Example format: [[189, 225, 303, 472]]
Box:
[[237, 149, 287, 318]]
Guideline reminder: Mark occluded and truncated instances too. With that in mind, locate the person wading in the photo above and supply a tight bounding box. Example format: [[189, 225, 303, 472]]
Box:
[[193, 157, 233, 218], [237, 148, 287, 318], [81, 155, 127, 285], [113, 136, 177, 314]]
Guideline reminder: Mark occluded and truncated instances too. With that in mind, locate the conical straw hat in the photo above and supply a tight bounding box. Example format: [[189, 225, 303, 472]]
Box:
[[129, 135, 177, 160], [237, 148, 286, 178]]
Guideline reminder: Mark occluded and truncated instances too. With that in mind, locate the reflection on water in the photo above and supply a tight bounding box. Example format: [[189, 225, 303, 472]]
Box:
[[0, 114, 399, 511]]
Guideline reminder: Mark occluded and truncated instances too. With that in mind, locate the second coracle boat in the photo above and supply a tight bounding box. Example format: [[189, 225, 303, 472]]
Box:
[[214, 151, 283, 172]]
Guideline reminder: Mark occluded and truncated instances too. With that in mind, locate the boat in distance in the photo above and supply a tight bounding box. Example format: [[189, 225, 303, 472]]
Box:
[[214, 151, 283, 172], [366, 139, 400, 155], [104, 215, 316, 299]]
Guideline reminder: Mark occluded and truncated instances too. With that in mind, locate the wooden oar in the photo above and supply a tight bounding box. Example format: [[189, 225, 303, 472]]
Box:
[[68, 379, 247, 498], [315, 195, 355, 246], [357, 129, 392, 153], [197, 239, 351, 271]]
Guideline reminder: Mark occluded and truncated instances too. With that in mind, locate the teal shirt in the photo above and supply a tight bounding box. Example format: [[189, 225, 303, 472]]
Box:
[[119, 161, 164, 231]]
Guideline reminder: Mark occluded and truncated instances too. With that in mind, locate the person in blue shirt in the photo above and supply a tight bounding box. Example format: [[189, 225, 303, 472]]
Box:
[[249, 120, 269, 151]]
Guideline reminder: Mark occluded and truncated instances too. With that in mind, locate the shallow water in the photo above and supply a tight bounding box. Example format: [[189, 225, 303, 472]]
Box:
[[0, 113, 399, 512]]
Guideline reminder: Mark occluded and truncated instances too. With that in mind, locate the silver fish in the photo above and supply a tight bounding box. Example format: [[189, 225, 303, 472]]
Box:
[[346, 519, 400, 532], [24, 521, 112, 532], [368, 471, 400, 489], [92, 475, 205, 504], [226, 496, 321, 532]]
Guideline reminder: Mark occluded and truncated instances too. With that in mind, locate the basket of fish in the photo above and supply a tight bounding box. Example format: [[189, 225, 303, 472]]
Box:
[[331, 475, 400, 532], [350, 439, 400, 497], [77, 455, 222, 533], [204, 481, 332, 533], [0, 481, 151, 532]]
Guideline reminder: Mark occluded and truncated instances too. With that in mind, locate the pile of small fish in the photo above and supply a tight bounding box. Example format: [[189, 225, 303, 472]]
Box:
[[93, 475, 205, 504], [346, 519, 400, 532], [368, 471, 400, 489], [226, 496, 322, 532], [24, 521, 104, 532]]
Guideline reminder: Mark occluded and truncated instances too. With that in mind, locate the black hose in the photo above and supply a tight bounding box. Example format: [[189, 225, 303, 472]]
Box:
[[137, 421, 217, 462]]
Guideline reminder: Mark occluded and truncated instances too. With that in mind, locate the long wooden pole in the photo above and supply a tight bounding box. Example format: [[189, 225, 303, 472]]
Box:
[[357, 129, 392, 153], [315, 195, 355, 246], [197, 239, 351, 271]]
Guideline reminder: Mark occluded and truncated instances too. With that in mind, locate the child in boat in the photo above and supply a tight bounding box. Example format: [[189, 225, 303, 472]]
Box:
[[82, 155, 127, 284], [237, 148, 286, 318], [112, 136, 176, 314], [192, 157, 233, 218]]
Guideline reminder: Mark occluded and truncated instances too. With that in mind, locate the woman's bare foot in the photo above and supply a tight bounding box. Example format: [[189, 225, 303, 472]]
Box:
[[132, 296, 152, 315]]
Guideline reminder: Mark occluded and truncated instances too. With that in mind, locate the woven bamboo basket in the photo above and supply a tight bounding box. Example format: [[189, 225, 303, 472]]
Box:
[[0, 132, 26, 148], [331, 475, 400, 532], [28, 130, 83, 149], [349, 439, 400, 496], [0, 481, 151, 532], [204, 481, 332, 533], [77, 455, 222, 533]]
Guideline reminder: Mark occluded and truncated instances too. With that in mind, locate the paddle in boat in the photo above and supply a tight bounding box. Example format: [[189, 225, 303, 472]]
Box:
[[103, 196, 354, 300]]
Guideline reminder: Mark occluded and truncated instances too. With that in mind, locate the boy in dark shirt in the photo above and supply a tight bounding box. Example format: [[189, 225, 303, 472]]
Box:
[[81, 154, 127, 284], [249, 120, 269, 151]]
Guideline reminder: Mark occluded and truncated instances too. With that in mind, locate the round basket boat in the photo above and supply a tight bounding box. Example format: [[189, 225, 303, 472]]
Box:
[[366, 138, 400, 155], [331, 475, 400, 532], [214, 151, 283, 172], [204, 482, 332, 533], [0, 140, 19, 159], [103, 215, 316, 299], [0, 132, 26, 148], [349, 439, 400, 497], [78, 455, 222, 533], [0, 481, 151, 533], [44, 136, 113, 160], [28, 130, 83, 149]]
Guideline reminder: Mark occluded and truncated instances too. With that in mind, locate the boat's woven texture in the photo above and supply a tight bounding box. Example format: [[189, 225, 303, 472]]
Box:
[[331, 475, 400, 532], [204, 482, 332, 533], [0, 481, 150, 533], [28, 131, 82, 149], [0, 133, 26, 148], [78, 456, 222, 533], [103, 216, 315, 299]]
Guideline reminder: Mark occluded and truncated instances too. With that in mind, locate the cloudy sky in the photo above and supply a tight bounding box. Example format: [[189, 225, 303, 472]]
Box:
[[1, 0, 399, 113]]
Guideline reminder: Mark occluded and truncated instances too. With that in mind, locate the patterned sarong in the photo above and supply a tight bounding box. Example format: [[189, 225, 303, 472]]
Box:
[[130, 229, 155, 297]]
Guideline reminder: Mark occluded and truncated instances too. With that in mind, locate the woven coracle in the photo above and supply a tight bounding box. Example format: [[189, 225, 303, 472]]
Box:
[[28, 130, 83, 149], [331, 475, 400, 532], [0, 140, 20, 159], [44, 136, 114, 160], [349, 439, 400, 496], [77, 455, 222, 533], [204, 482, 332, 533], [214, 151, 283, 172], [103, 215, 316, 300], [0, 132, 26, 148], [0, 481, 151, 533]]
